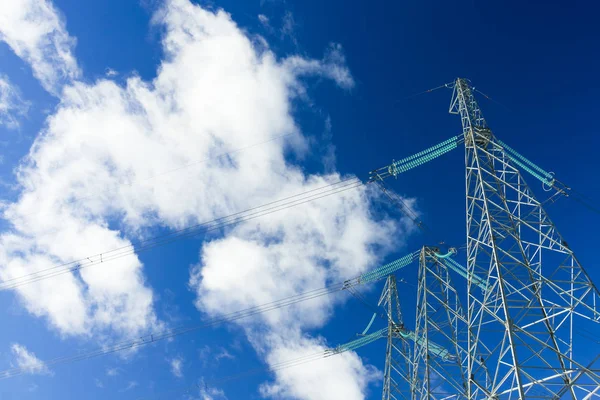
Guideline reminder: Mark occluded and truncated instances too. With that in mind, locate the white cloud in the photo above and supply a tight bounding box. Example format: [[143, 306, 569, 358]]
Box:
[[258, 14, 272, 32], [281, 11, 298, 47], [120, 381, 138, 392], [259, 332, 380, 400], [104, 68, 118, 77], [0, 0, 412, 396], [0, 0, 361, 341], [106, 367, 119, 377], [10, 343, 50, 375], [283, 43, 355, 89], [321, 115, 336, 172], [94, 378, 104, 388], [191, 182, 398, 330], [199, 381, 227, 400], [0, 0, 80, 93], [215, 348, 234, 362], [0, 75, 29, 129], [170, 357, 183, 378]]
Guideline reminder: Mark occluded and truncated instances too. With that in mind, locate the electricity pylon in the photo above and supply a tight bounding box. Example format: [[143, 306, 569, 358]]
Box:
[[376, 255, 470, 400], [449, 78, 600, 398], [379, 275, 414, 400], [412, 246, 468, 399]]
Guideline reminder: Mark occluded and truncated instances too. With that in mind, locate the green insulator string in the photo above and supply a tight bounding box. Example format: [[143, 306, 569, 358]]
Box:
[[413, 335, 454, 361], [497, 139, 555, 186], [392, 135, 461, 166], [330, 328, 387, 354], [498, 139, 553, 179], [389, 140, 460, 177], [433, 251, 487, 290], [359, 251, 419, 284], [504, 153, 555, 187]]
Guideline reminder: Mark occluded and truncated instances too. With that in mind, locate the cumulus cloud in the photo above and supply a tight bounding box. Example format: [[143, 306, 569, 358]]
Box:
[[0, 0, 362, 341], [0, 0, 412, 396], [259, 332, 380, 400], [191, 182, 398, 330], [0, 0, 80, 93], [0, 75, 29, 129], [10, 343, 50, 375], [170, 357, 183, 378]]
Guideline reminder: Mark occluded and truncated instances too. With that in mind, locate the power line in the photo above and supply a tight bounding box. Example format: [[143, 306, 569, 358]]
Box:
[[566, 187, 600, 216], [1, 177, 363, 291], [399, 82, 452, 102], [0, 260, 402, 380], [472, 87, 512, 112], [374, 180, 426, 231], [0, 285, 342, 379], [135, 348, 335, 400]]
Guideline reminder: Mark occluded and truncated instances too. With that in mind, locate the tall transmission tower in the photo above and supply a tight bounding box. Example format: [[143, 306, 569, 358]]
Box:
[[449, 77, 600, 398], [362, 77, 600, 399]]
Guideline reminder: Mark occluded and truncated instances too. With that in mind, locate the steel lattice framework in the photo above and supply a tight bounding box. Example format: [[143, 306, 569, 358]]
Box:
[[380, 275, 414, 400], [449, 77, 600, 398], [413, 246, 469, 399], [364, 77, 600, 399]]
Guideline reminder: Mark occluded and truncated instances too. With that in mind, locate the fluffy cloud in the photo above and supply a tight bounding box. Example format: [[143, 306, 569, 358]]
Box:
[[10, 344, 50, 375], [191, 181, 397, 330], [0, 0, 412, 396], [0, 75, 29, 129], [170, 357, 183, 378], [259, 332, 380, 400], [0, 0, 80, 93]]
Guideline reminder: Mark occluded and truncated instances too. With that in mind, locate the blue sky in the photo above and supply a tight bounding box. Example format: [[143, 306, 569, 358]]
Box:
[[0, 0, 599, 399]]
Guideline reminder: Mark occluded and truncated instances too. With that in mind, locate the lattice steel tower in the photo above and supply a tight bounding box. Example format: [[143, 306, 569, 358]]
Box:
[[413, 246, 469, 399], [379, 275, 414, 400], [449, 77, 600, 398]]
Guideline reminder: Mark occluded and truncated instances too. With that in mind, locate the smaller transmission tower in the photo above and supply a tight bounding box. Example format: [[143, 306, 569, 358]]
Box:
[[412, 246, 469, 399], [379, 275, 414, 400]]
